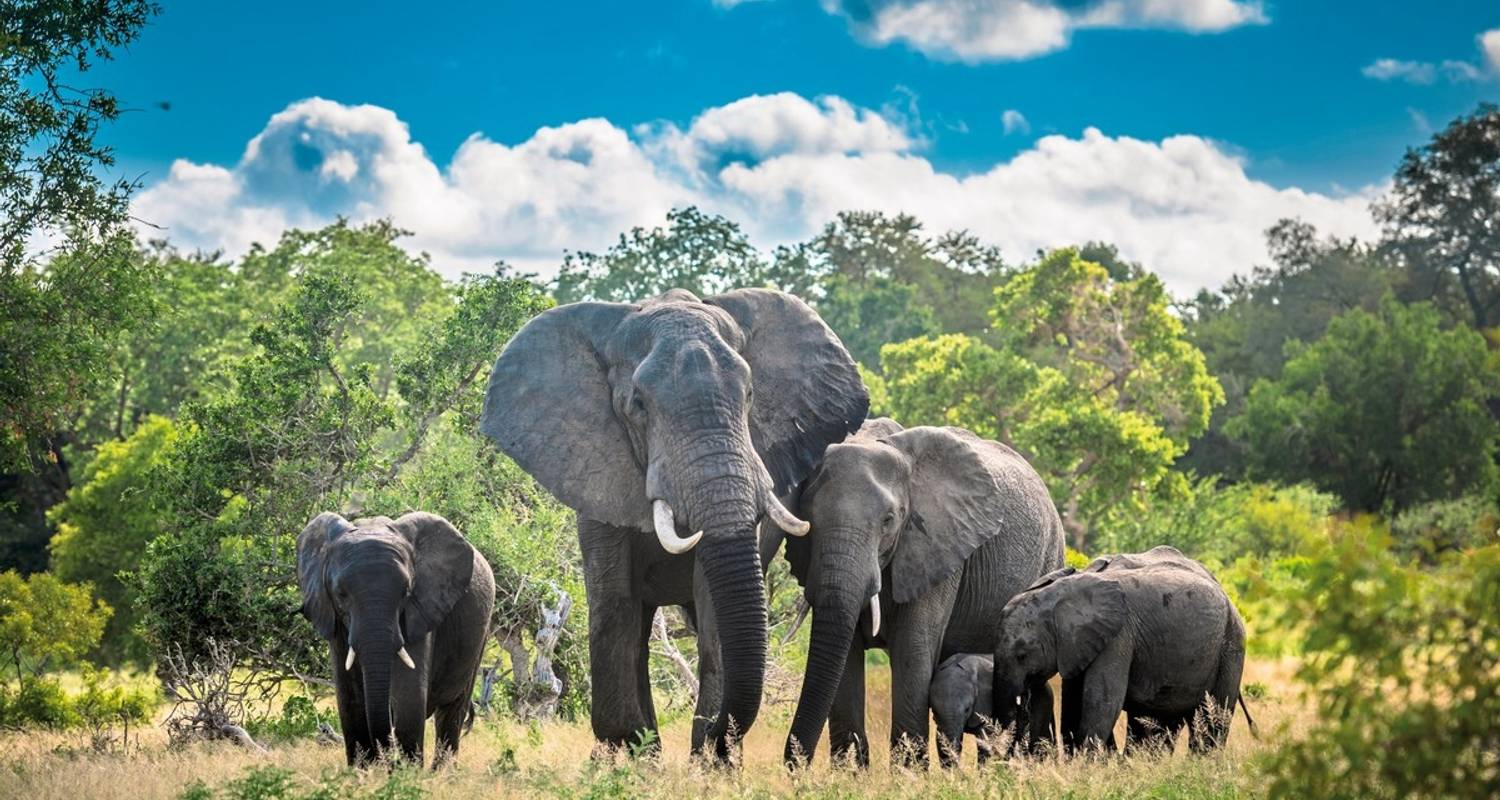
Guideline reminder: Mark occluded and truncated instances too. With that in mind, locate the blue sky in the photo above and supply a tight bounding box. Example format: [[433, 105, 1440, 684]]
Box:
[[99, 1, 1500, 292]]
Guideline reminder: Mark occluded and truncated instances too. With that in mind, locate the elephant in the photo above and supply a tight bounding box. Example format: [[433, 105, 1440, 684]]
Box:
[[296, 512, 495, 767], [780, 421, 1066, 768], [479, 288, 867, 760], [990, 546, 1250, 756], [929, 653, 996, 767]]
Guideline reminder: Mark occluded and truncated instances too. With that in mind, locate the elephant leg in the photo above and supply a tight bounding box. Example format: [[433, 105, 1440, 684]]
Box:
[[1059, 677, 1084, 756], [690, 577, 724, 756], [1196, 629, 1246, 753], [579, 520, 654, 753], [432, 698, 469, 768], [1074, 637, 1131, 756], [828, 640, 869, 768], [332, 643, 373, 767], [391, 657, 428, 766], [1024, 678, 1056, 756], [888, 574, 961, 770], [637, 604, 659, 751]]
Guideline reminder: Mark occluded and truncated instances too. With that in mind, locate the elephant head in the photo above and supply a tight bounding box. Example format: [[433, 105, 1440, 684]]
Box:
[[991, 568, 1126, 734], [479, 288, 867, 756], [297, 512, 476, 760], [931, 654, 993, 765], [782, 425, 1019, 762]]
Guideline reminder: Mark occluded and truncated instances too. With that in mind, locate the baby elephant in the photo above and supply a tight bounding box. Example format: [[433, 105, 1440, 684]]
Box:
[[991, 546, 1249, 755], [930, 653, 996, 767], [297, 512, 495, 767]]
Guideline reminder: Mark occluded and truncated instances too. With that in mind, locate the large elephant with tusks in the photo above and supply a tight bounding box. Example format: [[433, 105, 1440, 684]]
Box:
[[480, 289, 867, 761]]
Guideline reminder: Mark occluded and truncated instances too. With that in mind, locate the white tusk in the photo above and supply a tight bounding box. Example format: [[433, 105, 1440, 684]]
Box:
[[869, 595, 881, 637], [766, 491, 809, 536], [345, 648, 356, 671], [1016, 696, 1023, 707], [653, 499, 703, 554], [398, 647, 416, 670]]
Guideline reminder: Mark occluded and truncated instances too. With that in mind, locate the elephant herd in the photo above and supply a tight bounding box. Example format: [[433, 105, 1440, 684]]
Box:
[[294, 288, 1251, 769]]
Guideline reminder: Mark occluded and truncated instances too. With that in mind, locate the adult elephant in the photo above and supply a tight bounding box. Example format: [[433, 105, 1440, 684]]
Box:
[[296, 512, 495, 767], [781, 421, 1065, 768], [480, 288, 867, 760]]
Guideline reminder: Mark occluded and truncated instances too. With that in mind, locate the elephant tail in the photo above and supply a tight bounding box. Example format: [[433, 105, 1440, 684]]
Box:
[[1238, 695, 1259, 739]]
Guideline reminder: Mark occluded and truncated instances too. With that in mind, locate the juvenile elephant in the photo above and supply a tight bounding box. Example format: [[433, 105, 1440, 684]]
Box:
[[481, 289, 866, 760], [781, 422, 1066, 768], [990, 546, 1250, 755], [930, 653, 995, 767], [297, 512, 495, 767]]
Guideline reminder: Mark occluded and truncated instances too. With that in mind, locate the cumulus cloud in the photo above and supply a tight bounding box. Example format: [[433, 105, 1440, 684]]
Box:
[[812, 0, 1266, 62], [131, 93, 1377, 296], [1483, 28, 1500, 72], [1001, 109, 1030, 135]]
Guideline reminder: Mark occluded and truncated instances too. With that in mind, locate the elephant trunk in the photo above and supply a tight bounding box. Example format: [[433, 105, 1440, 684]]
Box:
[[360, 645, 395, 762], [991, 668, 1027, 734], [784, 579, 862, 766], [676, 452, 768, 762]]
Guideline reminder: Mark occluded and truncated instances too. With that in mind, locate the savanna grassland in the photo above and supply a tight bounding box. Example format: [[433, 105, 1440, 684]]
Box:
[[0, 658, 1296, 800]]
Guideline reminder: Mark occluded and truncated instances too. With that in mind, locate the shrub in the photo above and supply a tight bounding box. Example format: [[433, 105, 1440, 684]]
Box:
[[1264, 521, 1500, 798], [0, 570, 111, 682], [0, 668, 154, 730], [1390, 493, 1500, 564]]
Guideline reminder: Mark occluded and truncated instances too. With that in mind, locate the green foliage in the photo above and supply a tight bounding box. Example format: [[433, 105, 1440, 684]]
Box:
[[0, 667, 153, 731], [245, 694, 336, 741], [0, 570, 110, 682], [1229, 296, 1499, 512], [1264, 525, 1500, 799], [1377, 102, 1500, 329], [48, 415, 177, 661], [1390, 493, 1500, 564], [553, 207, 779, 303], [179, 765, 429, 800], [0, 0, 161, 468], [870, 248, 1223, 549]]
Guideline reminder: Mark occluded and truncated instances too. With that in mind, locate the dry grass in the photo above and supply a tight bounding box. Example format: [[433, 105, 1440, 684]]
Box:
[[0, 657, 1308, 800]]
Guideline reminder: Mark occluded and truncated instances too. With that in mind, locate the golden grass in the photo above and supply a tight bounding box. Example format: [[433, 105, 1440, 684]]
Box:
[[0, 657, 1309, 800]]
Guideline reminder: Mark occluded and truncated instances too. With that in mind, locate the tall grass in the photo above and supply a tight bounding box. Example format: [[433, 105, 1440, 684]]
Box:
[[0, 658, 1300, 800]]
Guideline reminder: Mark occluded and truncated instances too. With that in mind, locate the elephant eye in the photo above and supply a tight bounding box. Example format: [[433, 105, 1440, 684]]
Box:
[[630, 393, 646, 415]]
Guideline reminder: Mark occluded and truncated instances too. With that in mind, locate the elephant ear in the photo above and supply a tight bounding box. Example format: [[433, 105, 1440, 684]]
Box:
[[391, 513, 478, 641], [296, 512, 354, 639], [1050, 573, 1128, 679], [479, 301, 646, 529], [887, 427, 1032, 604], [706, 289, 868, 496]]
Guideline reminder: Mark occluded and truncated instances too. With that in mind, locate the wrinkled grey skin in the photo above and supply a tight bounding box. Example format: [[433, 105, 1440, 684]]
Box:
[[930, 653, 995, 767], [781, 421, 1065, 768], [297, 512, 495, 767], [991, 546, 1248, 755], [480, 289, 866, 760]]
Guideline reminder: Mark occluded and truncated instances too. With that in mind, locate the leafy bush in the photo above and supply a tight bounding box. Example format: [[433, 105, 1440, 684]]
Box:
[[177, 765, 428, 800], [0, 570, 111, 681], [245, 694, 336, 741], [1390, 493, 1500, 564], [0, 668, 154, 730], [1264, 522, 1500, 798]]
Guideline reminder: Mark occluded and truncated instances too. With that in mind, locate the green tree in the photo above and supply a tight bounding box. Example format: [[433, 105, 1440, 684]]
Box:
[[0, 570, 110, 683], [0, 0, 161, 468], [1228, 297, 1499, 513], [870, 248, 1222, 548], [1377, 103, 1500, 329], [47, 416, 177, 661], [1180, 219, 1395, 478], [553, 207, 776, 303]]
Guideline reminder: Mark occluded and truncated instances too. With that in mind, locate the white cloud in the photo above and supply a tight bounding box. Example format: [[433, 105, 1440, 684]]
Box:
[[131, 94, 1378, 296], [1363, 28, 1500, 86], [1362, 58, 1437, 84], [1482, 28, 1500, 73], [814, 0, 1266, 62], [1001, 109, 1030, 135]]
